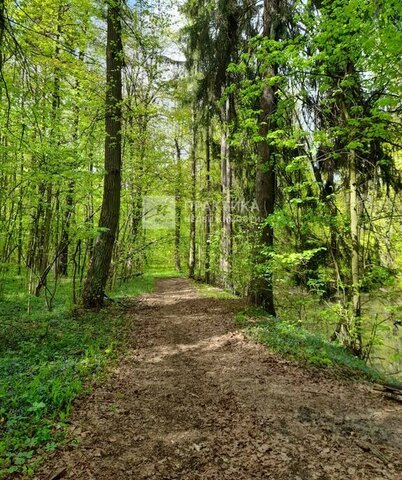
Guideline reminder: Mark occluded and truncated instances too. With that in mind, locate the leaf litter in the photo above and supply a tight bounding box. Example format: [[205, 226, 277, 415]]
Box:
[[34, 278, 401, 480]]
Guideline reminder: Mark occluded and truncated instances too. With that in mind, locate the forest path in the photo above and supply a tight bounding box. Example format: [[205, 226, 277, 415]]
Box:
[[38, 278, 402, 480]]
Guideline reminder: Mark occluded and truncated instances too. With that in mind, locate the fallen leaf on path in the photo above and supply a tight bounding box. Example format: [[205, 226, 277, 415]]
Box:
[[47, 467, 67, 480]]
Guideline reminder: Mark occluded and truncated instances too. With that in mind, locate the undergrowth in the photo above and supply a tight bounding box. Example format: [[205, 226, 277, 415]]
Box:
[[0, 273, 154, 478], [236, 308, 383, 382]]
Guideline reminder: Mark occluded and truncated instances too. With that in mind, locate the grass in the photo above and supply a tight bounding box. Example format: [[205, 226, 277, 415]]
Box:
[[194, 280, 238, 300], [147, 269, 183, 279], [0, 272, 155, 478], [235, 307, 383, 382]]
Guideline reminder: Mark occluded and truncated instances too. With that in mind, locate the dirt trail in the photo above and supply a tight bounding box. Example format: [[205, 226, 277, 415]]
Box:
[[38, 278, 402, 480]]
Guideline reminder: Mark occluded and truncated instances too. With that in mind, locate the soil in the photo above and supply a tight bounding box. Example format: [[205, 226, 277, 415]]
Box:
[[37, 278, 402, 480]]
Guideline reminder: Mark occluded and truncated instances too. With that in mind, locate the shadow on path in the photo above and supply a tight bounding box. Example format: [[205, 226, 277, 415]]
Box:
[[37, 278, 402, 480]]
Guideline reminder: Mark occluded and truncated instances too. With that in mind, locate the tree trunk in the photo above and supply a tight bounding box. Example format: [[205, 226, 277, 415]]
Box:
[[27, 178, 43, 270], [34, 1, 63, 293], [0, 0, 4, 76], [38, 184, 53, 275], [349, 149, 362, 354], [82, 0, 123, 308], [56, 180, 74, 276], [220, 98, 232, 287], [188, 112, 197, 279], [17, 161, 24, 274], [56, 51, 83, 277], [253, 0, 280, 316], [204, 115, 212, 284], [131, 118, 147, 241], [174, 138, 182, 272]]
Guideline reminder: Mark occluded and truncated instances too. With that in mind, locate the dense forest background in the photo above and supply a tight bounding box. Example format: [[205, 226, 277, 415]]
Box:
[[0, 0, 402, 473], [1, 0, 401, 368]]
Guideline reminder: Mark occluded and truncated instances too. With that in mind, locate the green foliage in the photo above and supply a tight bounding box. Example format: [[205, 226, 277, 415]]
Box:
[[270, 248, 326, 269], [361, 265, 397, 292]]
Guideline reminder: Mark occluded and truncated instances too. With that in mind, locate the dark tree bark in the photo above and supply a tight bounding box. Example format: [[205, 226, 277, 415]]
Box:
[[82, 0, 123, 308], [253, 0, 281, 316]]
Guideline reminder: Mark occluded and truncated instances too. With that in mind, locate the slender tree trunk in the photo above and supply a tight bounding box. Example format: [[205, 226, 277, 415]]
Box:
[[204, 115, 212, 284], [27, 177, 43, 270], [131, 118, 148, 241], [220, 98, 232, 287], [86, 155, 95, 257], [38, 184, 53, 275], [312, 148, 340, 292], [131, 192, 143, 240], [33, 181, 53, 279], [0, 0, 5, 77], [56, 181, 74, 276], [189, 112, 197, 279], [17, 166, 24, 274], [16, 110, 26, 274], [56, 51, 83, 276], [349, 149, 362, 354], [82, 0, 123, 308], [253, 0, 280, 316], [34, 2, 63, 293], [174, 138, 182, 272]]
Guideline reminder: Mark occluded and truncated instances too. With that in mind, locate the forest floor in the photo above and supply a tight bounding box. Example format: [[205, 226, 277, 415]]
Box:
[[36, 278, 402, 480]]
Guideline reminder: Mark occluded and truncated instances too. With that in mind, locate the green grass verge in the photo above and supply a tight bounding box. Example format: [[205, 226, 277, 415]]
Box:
[[236, 307, 383, 382], [0, 273, 155, 478], [194, 281, 238, 299]]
